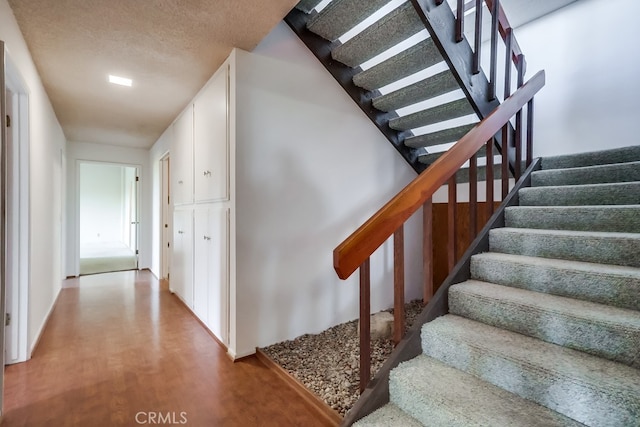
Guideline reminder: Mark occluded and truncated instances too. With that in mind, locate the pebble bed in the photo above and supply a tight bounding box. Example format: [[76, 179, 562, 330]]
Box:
[[261, 300, 424, 417]]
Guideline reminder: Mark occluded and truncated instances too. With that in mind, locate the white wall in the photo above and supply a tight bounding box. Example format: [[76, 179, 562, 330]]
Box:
[[0, 0, 67, 352], [79, 163, 124, 245], [514, 0, 640, 157], [149, 128, 171, 278], [233, 23, 424, 356], [66, 141, 151, 276]]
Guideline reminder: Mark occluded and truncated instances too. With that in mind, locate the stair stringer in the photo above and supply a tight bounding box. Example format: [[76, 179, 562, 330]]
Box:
[[340, 159, 542, 426], [409, 0, 517, 173], [284, 8, 425, 174]]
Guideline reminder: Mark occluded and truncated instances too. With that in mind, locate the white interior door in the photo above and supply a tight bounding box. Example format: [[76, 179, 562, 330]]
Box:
[[161, 156, 171, 280], [128, 168, 139, 268], [0, 38, 8, 414]]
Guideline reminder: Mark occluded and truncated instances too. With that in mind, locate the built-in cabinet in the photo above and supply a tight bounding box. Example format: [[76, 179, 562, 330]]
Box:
[[194, 68, 229, 203], [171, 108, 194, 206], [171, 209, 194, 308], [170, 60, 232, 346]]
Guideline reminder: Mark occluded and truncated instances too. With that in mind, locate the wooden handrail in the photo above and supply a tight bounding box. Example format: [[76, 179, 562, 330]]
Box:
[[334, 70, 545, 280]]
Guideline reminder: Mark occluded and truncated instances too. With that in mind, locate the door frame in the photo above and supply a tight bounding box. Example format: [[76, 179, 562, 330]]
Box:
[[75, 161, 141, 276], [3, 48, 30, 365]]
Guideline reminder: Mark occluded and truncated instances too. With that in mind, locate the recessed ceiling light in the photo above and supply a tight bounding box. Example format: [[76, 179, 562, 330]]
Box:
[[108, 74, 132, 87]]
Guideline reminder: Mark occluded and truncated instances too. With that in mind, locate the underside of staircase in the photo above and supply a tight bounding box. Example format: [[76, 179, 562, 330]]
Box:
[[286, 0, 505, 177], [353, 146, 640, 426]]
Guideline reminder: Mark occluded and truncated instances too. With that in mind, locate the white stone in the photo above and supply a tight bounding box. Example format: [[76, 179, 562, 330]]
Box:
[[358, 311, 394, 340]]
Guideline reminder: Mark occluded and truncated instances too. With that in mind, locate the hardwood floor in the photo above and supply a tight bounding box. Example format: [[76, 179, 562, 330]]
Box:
[[2, 271, 333, 426]]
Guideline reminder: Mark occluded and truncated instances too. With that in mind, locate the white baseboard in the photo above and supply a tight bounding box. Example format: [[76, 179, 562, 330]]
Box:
[[29, 286, 62, 358]]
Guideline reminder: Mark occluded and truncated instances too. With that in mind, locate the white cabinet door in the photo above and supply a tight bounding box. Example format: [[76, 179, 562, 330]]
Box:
[[193, 205, 229, 344], [193, 65, 229, 203], [171, 209, 194, 308], [206, 206, 229, 344], [193, 208, 209, 320], [171, 106, 194, 206]]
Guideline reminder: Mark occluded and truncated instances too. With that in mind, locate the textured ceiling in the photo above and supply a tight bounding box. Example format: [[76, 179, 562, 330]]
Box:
[[8, 0, 298, 148]]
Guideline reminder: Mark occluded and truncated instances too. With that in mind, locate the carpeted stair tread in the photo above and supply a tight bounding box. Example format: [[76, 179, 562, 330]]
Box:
[[532, 161, 640, 187], [405, 123, 476, 148], [421, 315, 640, 427], [505, 205, 640, 233], [389, 98, 475, 130], [471, 252, 640, 311], [353, 403, 423, 427], [307, 0, 393, 42], [542, 145, 640, 170], [294, 0, 323, 14], [387, 355, 582, 427], [489, 227, 640, 267], [373, 76, 464, 112], [332, 2, 424, 67], [449, 280, 640, 367], [352, 40, 446, 90], [519, 181, 640, 206]]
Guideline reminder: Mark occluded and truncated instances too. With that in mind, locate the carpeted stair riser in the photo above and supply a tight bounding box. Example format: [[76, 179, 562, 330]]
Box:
[[421, 315, 640, 427], [405, 124, 476, 148], [471, 253, 640, 311], [542, 145, 640, 170], [449, 281, 640, 368], [352, 39, 446, 90], [389, 98, 475, 130], [519, 182, 640, 206], [532, 161, 640, 187], [419, 144, 488, 165], [505, 205, 640, 233], [295, 0, 323, 14], [385, 355, 582, 427], [307, 0, 393, 41], [490, 227, 640, 268], [353, 403, 423, 427], [332, 3, 424, 67], [373, 75, 465, 112]]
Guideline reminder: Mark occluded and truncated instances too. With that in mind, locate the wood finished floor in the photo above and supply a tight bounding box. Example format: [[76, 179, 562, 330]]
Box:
[[2, 271, 332, 426]]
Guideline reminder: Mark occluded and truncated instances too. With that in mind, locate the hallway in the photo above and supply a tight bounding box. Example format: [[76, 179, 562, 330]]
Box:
[[2, 271, 331, 426]]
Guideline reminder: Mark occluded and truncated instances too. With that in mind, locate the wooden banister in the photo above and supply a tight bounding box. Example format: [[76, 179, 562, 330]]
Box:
[[334, 70, 545, 280]]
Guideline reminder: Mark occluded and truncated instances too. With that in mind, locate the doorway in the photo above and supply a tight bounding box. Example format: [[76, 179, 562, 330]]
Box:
[[4, 49, 30, 366], [160, 154, 171, 280], [78, 162, 140, 275]]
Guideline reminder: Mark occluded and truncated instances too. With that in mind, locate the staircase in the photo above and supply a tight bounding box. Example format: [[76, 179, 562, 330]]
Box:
[[286, 0, 510, 176], [353, 145, 640, 426]]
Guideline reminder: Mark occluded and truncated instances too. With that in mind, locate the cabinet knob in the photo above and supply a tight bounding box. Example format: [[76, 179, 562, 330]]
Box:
[[203, 170, 212, 177], [178, 230, 184, 234], [203, 235, 211, 241]]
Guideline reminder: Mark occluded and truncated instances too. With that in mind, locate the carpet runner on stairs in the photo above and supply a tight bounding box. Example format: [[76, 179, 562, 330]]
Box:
[[354, 145, 640, 426]]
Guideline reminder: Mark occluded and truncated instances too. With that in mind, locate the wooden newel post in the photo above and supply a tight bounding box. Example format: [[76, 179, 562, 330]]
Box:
[[359, 258, 371, 394]]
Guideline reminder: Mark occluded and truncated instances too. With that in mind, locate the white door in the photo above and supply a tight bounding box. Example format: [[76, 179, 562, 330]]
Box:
[[171, 209, 193, 308], [0, 38, 8, 412], [171, 107, 194, 206], [193, 64, 229, 203], [206, 206, 229, 344], [161, 156, 171, 280], [193, 208, 209, 319]]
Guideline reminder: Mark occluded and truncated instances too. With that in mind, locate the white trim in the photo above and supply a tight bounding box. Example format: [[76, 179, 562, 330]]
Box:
[[4, 51, 30, 364]]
